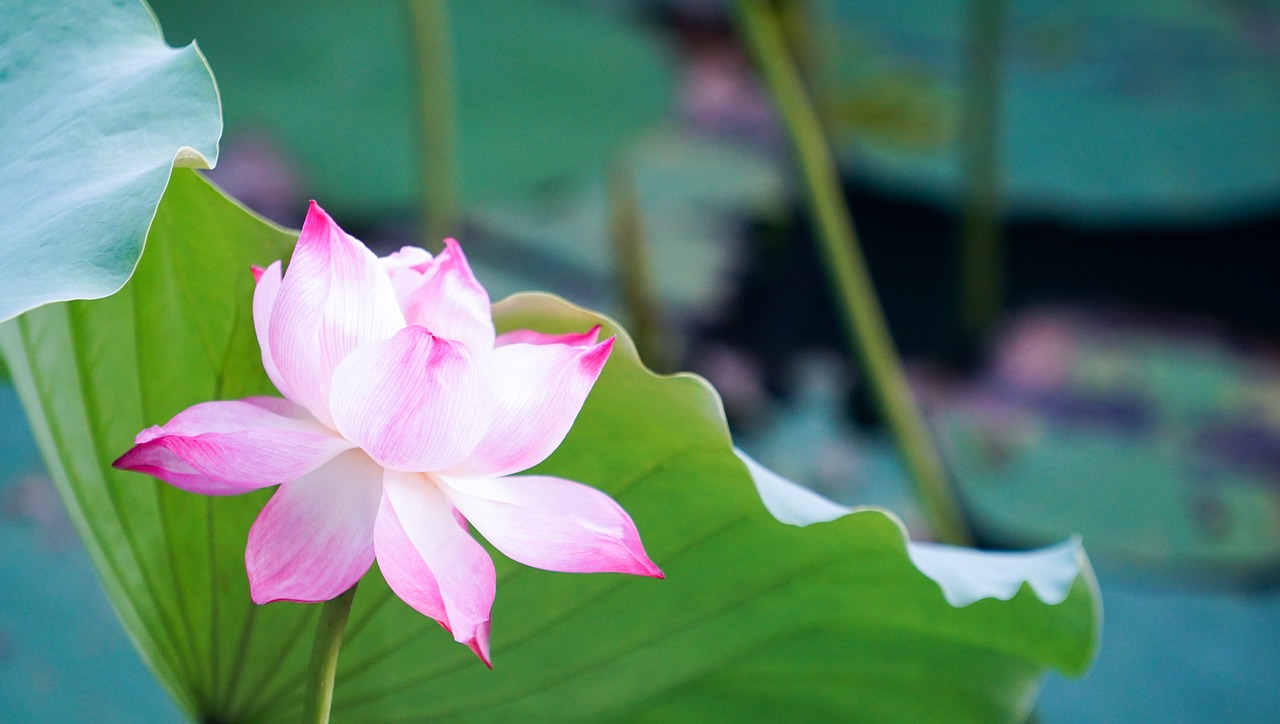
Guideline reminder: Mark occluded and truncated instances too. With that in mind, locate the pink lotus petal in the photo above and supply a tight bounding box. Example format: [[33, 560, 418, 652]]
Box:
[[381, 246, 434, 311], [112, 398, 351, 495], [372, 493, 446, 623], [445, 337, 614, 479], [118, 202, 663, 660], [252, 260, 293, 399], [442, 474, 662, 578], [381, 246, 434, 271], [247, 450, 383, 604], [268, 201, 404, 427], [380, 470, 494, 665], [330, 326, 493, 472], [402, 239, 494, 354], [495, 325, 602, 349]]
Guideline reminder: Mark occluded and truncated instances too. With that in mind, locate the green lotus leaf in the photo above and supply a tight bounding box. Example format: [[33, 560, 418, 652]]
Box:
[[0, 0, 220, 322], [0, 170, 1098, 722]]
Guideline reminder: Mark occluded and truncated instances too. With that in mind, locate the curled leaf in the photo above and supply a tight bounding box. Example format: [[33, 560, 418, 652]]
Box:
[[0, 0, 220, 322]]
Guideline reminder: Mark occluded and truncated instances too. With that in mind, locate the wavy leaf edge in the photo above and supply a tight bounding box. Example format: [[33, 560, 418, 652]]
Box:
[[498, 291, 1101, 622], [0, 0, 223, 322]]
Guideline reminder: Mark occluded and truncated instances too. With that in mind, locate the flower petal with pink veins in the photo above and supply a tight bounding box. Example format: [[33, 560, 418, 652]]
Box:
[[445, 337, 614, 479], [246, 450, 383, 604], [401, 239, 494, 354], [372, 494, 446, 623], [330, 326, 493, 472], [252, 260, 292, 399], [268, 201, 404, 426], [380, 471, 495, 665], [442, 474, 662, 578], [494, 325, 601, 348], [112, 398, 352, 495]]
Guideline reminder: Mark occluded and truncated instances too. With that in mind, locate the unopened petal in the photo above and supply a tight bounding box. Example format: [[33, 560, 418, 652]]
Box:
[[330, 326, 492, 472], [381, 246, 433, 271], [445, 337, 613, 479], [381, 246, 434, 312], [252, 261, 292, 399], [379, 470, 494, 665], [402, 239, 494, 354], [494, 325, 601, 349], [442, 474, 662, 578], [268, 201, 405, 426], [246, 450, 382, 604], [113, 397, 352, 495]]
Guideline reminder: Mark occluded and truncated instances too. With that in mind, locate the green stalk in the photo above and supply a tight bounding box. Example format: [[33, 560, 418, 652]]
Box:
[[607, 162, 671, 373], [409, 0, 460, 246], [303, 584, 358, 724], [735, 0, 972, 545], [958, 0, 1007, 336]]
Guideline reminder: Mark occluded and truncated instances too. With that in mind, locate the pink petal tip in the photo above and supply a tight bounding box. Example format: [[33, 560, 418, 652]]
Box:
[[583, 335, 615, 374], [463, 620, 493, 669]]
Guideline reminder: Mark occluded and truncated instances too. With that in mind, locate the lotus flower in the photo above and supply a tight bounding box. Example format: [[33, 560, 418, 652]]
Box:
[[114, 202, 662, 665]]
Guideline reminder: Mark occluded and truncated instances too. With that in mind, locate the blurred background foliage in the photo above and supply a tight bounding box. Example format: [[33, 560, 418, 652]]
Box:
[[3, 0, 1279, 721]]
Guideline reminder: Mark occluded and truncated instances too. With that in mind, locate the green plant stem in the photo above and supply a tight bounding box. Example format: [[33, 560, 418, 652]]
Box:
[[409, 0, 460, 246], [303, 584, 358, 724], [958, 0, 1008, 336], [607, 162, 671, 372], [735, 0, 972, 546]]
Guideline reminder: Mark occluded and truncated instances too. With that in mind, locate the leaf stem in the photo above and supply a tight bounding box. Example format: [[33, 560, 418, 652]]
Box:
[[408, 0, 460, 246], [607, 162, 672, 373], [734, 0, 972, 545], [303, 584, 358, 724], [958, 0, 1008, 336]]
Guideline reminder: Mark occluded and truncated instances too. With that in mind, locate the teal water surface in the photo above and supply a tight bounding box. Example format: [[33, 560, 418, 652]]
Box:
[[0, 386, 179, 723]]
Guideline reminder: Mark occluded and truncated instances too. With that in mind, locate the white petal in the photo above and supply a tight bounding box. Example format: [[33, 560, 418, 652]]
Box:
[[379, 470, 495, 664], [442, 474, 662, 577], [444, 338, 613, 478], [251, 261, 292, 398], [246, 450, 383, 603]]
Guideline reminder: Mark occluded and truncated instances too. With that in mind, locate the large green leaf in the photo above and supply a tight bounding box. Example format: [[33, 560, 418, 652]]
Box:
[[0, 170, 296, 717], [146, 0, 674, 216], [0, 170, 1098, 721], [0, 0, 220, 323]]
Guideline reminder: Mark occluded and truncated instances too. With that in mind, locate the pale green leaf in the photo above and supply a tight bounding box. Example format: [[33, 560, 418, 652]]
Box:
[[0, 0, 220, 322], [738, 447, 1088, 607]]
